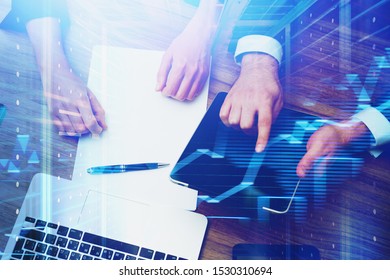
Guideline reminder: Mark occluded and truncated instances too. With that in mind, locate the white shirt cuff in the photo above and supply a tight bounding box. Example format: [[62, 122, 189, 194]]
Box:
[[234, 35, 283, 65], [353, 106, 390, 147]]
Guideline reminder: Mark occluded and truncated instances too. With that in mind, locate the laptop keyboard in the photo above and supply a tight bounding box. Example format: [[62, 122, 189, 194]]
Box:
[[10, 216, 186, 260]]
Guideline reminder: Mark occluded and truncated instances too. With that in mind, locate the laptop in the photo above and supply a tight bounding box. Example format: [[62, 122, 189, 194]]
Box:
[[1, 173, 207, 260]]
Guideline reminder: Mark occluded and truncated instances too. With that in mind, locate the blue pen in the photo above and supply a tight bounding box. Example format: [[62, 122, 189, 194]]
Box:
[[87, 162, 169, 174]]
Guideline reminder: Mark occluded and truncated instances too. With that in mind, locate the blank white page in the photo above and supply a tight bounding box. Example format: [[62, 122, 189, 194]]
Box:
[[71, 46, 209, 210]]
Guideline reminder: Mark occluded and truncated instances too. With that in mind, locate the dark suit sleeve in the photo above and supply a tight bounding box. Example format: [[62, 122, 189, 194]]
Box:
[[0, 0, 69, 32]]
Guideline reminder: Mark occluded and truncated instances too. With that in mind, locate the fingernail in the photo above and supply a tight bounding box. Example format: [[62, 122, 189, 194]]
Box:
[[255, 144, 265, 153]]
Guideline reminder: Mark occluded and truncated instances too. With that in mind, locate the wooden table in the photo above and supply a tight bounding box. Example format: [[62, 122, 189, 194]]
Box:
[[1, 0, 389, 260]]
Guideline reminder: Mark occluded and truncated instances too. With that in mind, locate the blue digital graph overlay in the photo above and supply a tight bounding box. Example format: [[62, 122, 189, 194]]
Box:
[[171, 93, 365, 223], [0, 135, 39, 174]]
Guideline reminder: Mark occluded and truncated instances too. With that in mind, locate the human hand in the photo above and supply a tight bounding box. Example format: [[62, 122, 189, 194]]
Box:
[[155, 25, 211, 101], [219, 53, 283, 152], [297, 120, 368, 178], [42, 66, 107, 136], [25, 17, 107, 136], [155, 5, 217, 101]]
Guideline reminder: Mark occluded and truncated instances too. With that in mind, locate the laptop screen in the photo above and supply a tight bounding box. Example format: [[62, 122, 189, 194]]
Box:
[[170, 92, 364, 220]]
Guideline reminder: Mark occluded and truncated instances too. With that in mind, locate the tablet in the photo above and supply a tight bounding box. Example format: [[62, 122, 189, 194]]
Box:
[[170, 92, 364, 220]]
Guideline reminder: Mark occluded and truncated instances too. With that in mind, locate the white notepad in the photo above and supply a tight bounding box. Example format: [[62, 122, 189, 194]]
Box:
[[71, 46, 208, 210]]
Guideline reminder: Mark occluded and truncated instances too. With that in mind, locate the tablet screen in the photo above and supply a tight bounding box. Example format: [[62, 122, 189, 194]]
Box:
[[170, 93, 364, 220]]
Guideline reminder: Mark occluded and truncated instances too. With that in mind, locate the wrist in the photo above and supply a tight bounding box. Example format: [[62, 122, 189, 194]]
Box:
[[39, 56, 75, 93], [334, 119, 369, 145], [240, 53, 279, 75], [188, 1, 219, 43], [39, 53, 71, 82]]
